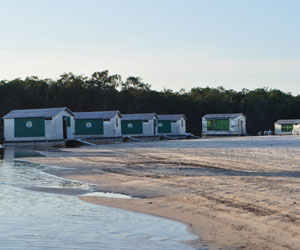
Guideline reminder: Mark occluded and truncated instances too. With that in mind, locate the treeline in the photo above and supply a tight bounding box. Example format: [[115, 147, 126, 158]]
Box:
[[1, 70, 299, 136]]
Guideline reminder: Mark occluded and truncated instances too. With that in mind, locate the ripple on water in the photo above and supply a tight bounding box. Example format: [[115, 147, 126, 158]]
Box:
[[0, 157, 199, 250]]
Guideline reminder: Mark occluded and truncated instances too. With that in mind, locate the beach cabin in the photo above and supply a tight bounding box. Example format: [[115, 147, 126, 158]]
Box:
[[74, 111, 122, 138], [274, 119, 300, 135], [121, 113, 158, 137], [157, 114, 187, 135], [2, 107, 75, 143], [202, 113, 246, 136]]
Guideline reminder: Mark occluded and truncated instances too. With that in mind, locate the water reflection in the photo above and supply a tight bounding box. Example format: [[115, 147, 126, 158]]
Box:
[[0, 148, 198, 250], [0, 147, 3, 159]]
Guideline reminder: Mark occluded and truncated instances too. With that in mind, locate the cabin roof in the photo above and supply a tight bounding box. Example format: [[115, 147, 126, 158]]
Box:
[[203, 113, 246, 119], [275, 119, 300, 125], [122, 113, 157, 121], [74, 111, 121, 120], [157, 114, 187, 121], [3, 107, 74, 119]]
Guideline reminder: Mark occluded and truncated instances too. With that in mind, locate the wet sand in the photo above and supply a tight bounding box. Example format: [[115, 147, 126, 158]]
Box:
[[25, 136, 300, 250]]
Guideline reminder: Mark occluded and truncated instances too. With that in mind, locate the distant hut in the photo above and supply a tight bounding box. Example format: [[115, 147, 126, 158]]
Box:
[[121, 113, 158, 137], [2, 107, 75, 143], [74, 111, 122, 138], [157, 114, 187, 135], [274, 119, 300, 135], [202, 113, 246, 136]]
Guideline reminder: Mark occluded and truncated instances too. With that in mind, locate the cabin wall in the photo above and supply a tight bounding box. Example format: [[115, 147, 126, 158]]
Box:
[[75, 115, 122, 138], [171, 121, 179, 135], [49, 110, 75, 140], [142, 119, 157, 136], [158, 120, 172, 134], [104, 116, 122, 137], [202, 116, 246, 136], [274, 123, 299, 135], [122, 119, 157, 136], [75, 119, 104, 136], [294, 124, 300, 135], [177, 118, 186, 134], [159, 118, 186, 135], [3, 110, 74, 142]]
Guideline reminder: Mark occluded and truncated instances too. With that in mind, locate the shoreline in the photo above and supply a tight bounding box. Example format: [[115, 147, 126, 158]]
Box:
[[16, 158, 207, 249], [18, 161, 206, 249], [22, 137, 300, 250]]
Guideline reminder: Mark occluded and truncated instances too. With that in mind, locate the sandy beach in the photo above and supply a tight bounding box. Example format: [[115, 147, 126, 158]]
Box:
[[25, 136, 300, 250]]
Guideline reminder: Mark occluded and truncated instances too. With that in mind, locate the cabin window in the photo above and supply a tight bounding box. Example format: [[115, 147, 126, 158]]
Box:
[[281, 124, 293, 132], [207, 119, 229, 131], [181, 120, 184, 127], [116, 118, 118, 127]]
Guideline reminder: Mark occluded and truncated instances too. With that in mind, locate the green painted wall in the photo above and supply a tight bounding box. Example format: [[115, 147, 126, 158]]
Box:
[[15, 117, 45, 137], [158, 120, 171, 133], [207, 119, 229, 131], [121, 120, 143, 135], [75, 119, 104, 135]]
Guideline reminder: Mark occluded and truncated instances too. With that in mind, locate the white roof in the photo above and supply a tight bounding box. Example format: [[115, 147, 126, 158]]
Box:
[[157, 114, 187, 121], [3, 107, 74, 119], [275, 119, 300, 125], [74, 111, 121, 120], [203, 113, 246, 119], [122, 113, 157, 121]]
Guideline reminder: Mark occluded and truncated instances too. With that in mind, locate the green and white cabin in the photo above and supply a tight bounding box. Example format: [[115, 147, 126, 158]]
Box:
[[3, 107, 75, 143], [202, 113, 246, 136], [274, 119, 300, 135], [121, 113, 158, 137], [157, 114, 187, 135], [74, 111, 122, 138]]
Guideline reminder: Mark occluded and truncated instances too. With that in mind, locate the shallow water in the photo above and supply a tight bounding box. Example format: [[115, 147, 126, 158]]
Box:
[[0, 149, 198, 250]]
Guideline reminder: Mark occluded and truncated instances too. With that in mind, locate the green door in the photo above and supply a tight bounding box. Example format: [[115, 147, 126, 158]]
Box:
[[15, 117, 45, 137], [75, 119, 104, 135], [121, 120, 143, 135], [158, 120, 171, 133]]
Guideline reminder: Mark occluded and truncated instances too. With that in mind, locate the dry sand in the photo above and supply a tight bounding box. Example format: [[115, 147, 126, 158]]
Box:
[[25, 136, 300, 250]]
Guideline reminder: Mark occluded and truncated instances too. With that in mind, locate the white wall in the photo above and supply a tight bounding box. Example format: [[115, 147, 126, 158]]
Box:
[[274, 123, 299, 135], [177, 118, 186, 134], [104, 115, 122, 137], [142, 119, 157, 136], [4, 110, 75, 142], [46, 110, 75, 140], [4, 119, 14, 141]]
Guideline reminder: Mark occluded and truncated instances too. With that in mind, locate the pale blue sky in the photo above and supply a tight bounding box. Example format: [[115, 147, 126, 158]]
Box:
[[1, 0, 300, 94]]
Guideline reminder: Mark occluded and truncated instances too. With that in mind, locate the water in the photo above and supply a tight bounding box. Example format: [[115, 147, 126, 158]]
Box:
[[0, 149, 197, 250]]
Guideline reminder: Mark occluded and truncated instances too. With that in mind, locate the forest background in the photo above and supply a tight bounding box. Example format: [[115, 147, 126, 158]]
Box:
[[1, 70, 299, 138]]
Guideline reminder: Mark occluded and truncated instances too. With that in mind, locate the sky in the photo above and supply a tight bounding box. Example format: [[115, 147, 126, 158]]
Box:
[[0, 0, 300, 94]]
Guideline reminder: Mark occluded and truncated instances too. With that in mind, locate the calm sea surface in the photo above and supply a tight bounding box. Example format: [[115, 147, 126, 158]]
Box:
[[0, 148, 199, 250]]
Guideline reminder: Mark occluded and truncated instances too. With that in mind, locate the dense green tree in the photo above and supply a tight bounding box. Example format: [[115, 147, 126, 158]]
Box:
[[0, 71, 299, 140]]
